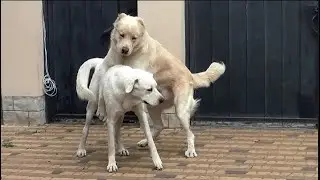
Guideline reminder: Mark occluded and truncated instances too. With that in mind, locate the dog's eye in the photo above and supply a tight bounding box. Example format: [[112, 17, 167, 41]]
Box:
[[120, 34, 124, 38], [132, 36, 137, 40], [147, 88, 152, 92]]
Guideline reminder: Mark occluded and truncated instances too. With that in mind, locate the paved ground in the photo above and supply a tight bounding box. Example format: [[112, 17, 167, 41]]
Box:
[[1, 124, 318, 180]]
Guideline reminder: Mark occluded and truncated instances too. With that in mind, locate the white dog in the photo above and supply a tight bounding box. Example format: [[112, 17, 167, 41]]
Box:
[[76, 13, 225, 162], [98, 64, 164, 172]]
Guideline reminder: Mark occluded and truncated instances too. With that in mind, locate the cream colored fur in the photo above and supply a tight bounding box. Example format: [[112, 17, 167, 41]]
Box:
[[75, 13, 226, 168]]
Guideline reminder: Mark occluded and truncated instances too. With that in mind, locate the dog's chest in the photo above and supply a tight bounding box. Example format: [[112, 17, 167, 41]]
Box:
[[121, 98, 140, 112], [123, 56, 149, 70], [158, 87, 173, 100]]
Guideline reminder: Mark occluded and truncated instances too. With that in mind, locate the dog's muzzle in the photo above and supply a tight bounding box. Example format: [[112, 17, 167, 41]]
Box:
[[159, 98, 164, 104], [121, 47, 129, 55]]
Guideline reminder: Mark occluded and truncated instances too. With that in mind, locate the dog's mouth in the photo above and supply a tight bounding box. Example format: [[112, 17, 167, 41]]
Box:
[[143, 101, 150, 105], [121, 52, 131, 57]]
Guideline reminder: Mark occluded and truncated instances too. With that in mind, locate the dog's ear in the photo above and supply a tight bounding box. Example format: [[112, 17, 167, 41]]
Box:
[[100, 27, 113, 46], [100, 13, 128, 46], [113, 13, 127, 27], [125, 79, 139, 93], [118, 13, 127, 19], [136, 17, 145, 28]]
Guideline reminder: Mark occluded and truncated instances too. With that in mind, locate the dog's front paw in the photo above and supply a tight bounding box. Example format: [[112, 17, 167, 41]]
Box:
[[118, 148, 130, 156], [76, 148, 87, 157], [107, 162, 118, 172], [96, 111, 105, 121], [137, 139, 148, 147], [152, 155, 163, 170], [185, 148, 198, 158]]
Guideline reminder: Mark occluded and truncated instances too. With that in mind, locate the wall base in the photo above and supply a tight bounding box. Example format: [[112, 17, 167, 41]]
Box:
[[147, 106, 181, 129], [1, 96, 46, 126]]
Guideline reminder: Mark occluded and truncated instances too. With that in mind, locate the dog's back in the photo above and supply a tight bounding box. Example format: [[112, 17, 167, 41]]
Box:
[[99, 64, 162, 114], [99, 65, 143, 113], [98, 65, 132, 109]]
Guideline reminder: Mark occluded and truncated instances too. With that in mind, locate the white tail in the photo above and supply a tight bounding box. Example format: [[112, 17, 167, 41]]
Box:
[[76, 58, 103, 102], [192, 61, 226, 89]]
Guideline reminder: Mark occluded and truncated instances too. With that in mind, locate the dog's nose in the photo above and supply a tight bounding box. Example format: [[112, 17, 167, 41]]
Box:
[[121, 47, 129, 54], [159, 98, 164, 104]]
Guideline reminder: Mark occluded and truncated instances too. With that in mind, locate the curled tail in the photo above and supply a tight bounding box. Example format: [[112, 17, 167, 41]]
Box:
[[76, 58, 103, 102], [192, 61, 226, 89]]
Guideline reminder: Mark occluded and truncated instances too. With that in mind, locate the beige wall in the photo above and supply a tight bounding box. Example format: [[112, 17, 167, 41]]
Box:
[[138, 1, 185, 63], [1, 1, 44, 96], [0, 1, 185, 97]]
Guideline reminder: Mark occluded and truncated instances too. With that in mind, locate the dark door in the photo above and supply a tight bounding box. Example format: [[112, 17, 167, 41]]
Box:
[[185, 1, 319, 122], [43, 1, 137, 121]]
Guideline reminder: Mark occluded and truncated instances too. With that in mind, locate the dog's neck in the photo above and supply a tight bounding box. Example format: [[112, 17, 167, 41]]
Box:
[[102, 43, 123, 67]]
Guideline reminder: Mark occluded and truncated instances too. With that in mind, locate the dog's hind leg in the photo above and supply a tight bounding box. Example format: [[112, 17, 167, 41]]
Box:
[[115, 115, 129, 156], [76, 100, 97, 157], [173, 85, 197, 158], [137, 106, 164, 147]]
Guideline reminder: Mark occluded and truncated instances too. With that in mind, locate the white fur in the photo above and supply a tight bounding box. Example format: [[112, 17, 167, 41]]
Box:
[[96, 65, 164, 172], [75, 13, 226, 163], [76, 58, 103, 102]]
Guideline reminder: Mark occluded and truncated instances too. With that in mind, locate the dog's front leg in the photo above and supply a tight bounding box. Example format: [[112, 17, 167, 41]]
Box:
[[96, 87, 106, 120], [134, 104, 163, 170], [106, 115, 118, 173], [115, 115, 129, 156], [137, 106, 165, 147], [88, 70, 102, 124]]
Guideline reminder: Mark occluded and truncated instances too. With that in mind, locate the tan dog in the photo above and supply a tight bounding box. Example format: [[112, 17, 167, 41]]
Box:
[[76, 13, 225, 164]]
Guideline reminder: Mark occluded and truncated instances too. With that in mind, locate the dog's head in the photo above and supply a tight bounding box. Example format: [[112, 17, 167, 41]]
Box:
[[108, 13, 146, 56], [124, 70, 164, 106]]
